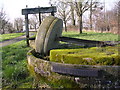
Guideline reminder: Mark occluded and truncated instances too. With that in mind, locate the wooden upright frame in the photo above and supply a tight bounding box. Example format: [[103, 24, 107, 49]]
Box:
[[22, 6, 57, 46]]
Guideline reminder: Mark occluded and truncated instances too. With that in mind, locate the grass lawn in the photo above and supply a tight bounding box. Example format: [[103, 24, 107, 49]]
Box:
[[25, 31, 119, 41], [1, 40, 34, 88], [0, 33, 25, 42], [62, 31, 119, 41]]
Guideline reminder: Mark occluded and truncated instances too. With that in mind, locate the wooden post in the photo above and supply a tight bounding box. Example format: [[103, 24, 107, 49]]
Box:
[[39, 12, 41, 26], [25, 14, 29, 46], [51, 11, 54, 16]]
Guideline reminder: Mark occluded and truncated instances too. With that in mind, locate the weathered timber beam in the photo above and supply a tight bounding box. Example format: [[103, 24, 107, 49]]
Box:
[[51, 62, 100, 77], [22, 6, 57, 15]]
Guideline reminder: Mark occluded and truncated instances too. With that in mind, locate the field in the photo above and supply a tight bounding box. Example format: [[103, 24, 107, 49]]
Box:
[[1, 31, 119, 88], [62, 31, 119, 41], [0, 33, 25, 42]]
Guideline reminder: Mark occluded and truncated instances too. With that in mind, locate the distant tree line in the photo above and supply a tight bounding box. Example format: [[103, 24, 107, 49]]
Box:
[[50, 0, 119, 34], [49, 0, 104, 33], [0, 8, 24, 34], [0, 0, 119, 34], [0, 8, 14, 34], [0, 7, 48, 34], [90, 1, 119, 34]]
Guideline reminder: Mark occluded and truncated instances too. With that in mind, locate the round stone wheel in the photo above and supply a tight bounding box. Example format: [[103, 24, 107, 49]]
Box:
[[35, 16, 56, 54], [44, 18, 63, 55], [35, 16, 63, 55]]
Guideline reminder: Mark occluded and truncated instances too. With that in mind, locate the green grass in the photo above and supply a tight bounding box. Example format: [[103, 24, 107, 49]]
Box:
[[1, 40, 34, 88], [28, 31, 119, 41], [0, 33, 25, 42], [62, 31, 119, 41]]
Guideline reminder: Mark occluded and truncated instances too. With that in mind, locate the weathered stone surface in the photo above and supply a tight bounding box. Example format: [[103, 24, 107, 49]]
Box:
[[35, 16, 56, 54], [27, 49, 79, 88], [29, 40, 35, 49], [35, 16, 63, 55], [44, 18, 63, 55], [27, 49, 51, 77]]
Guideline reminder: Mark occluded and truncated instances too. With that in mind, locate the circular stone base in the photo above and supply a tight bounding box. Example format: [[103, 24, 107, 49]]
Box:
[[27, 49, 120, 88]]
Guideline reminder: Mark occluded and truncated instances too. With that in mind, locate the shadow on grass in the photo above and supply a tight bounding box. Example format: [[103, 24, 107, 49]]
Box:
[[63, 33, 112, 38]]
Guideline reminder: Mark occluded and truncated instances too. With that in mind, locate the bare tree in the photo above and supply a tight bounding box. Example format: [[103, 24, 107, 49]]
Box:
[[49, 0, 71, 32], [69, 2, 76, 26], [89, 0, 100, 30], [109, 1, 120, 34], [89, 1, 103, 31], [117, 1, 120, 35], [89, 0, 93, 30], [29, 14, 39, 31], [7, 23, 15, 33], [74, 0, 100, 33], [14, 18, 24, 32], [74, 1, 88, 33], [0, 8, 9, 34], [92, 1, 119, 34], [57, 1, 71, 32]]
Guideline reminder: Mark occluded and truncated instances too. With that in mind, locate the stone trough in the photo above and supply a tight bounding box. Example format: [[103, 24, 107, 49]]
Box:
[[27, 16, 120, 88]]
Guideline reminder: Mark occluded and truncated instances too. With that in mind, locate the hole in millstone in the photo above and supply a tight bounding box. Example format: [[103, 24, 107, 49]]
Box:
[[33, 52, 44, 59], [33, 51, 50, 61]]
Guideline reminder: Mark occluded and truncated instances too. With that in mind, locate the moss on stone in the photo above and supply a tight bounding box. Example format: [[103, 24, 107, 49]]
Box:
[[50, 45, 120, 65]]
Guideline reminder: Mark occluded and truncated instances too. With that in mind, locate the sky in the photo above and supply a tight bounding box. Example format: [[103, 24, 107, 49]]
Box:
[[0, 0, 50, 22], [0, 0, 118, 23]]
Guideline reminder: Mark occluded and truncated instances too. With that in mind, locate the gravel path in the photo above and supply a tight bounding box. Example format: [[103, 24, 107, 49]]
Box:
[[0, 35, 26, 47], [0, 32, 36, 47]]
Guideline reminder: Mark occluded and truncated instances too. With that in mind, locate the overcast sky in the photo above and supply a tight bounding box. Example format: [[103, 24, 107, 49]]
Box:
[[0, 0, 50, 22], [0, 0, 118, 22]]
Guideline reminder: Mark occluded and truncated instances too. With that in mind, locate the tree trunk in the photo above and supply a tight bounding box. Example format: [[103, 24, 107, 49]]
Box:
[[118, 1, 120, 35], [2, 28, 5, 34], [72, 14, 75, 26], [70, 4, 76, 26], [79, 15, 83, 34], [1, 25, 5, 34], [90, 0, 93, 30], [63, 10, 67, 32], [76, 2, 83, 34], [64, 21, 67, 32], [90, 13, 92, 30]]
